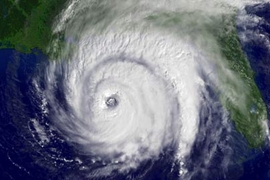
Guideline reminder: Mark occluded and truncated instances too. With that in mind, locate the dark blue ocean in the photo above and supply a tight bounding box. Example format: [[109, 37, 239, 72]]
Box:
[[0, 3, 270, 180]]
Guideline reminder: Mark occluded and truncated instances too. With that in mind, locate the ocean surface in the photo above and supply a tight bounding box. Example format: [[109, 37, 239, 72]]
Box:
[[0, 3, 270, 180]]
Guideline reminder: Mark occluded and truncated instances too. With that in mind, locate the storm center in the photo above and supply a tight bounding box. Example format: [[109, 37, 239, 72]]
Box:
[[105, 96, 118, 108]]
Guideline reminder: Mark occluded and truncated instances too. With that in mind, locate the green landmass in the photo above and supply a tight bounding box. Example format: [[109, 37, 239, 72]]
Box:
[[145, 11, 267, 148], [0, 0, 67, 53], [215, 15, 267, 148]]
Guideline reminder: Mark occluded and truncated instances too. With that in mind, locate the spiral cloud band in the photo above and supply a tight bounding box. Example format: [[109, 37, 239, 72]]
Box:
[[42, 0, 269, 177], [46, 30, 205, 170], [70, 54, 181, 160]]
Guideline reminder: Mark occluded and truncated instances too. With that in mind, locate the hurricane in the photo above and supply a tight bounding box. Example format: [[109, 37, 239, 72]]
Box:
[[27, 0, 270, 179]]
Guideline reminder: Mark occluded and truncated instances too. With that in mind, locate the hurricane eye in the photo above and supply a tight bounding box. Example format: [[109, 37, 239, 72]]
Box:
[[105, 96, 118, 108]]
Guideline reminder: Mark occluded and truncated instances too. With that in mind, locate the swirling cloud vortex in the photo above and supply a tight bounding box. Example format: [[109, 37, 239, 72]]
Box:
[[44, 0, 224, 172]]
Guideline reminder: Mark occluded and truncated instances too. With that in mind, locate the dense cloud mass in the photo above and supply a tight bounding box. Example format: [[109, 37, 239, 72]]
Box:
[[38, 0, 270, 179]]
